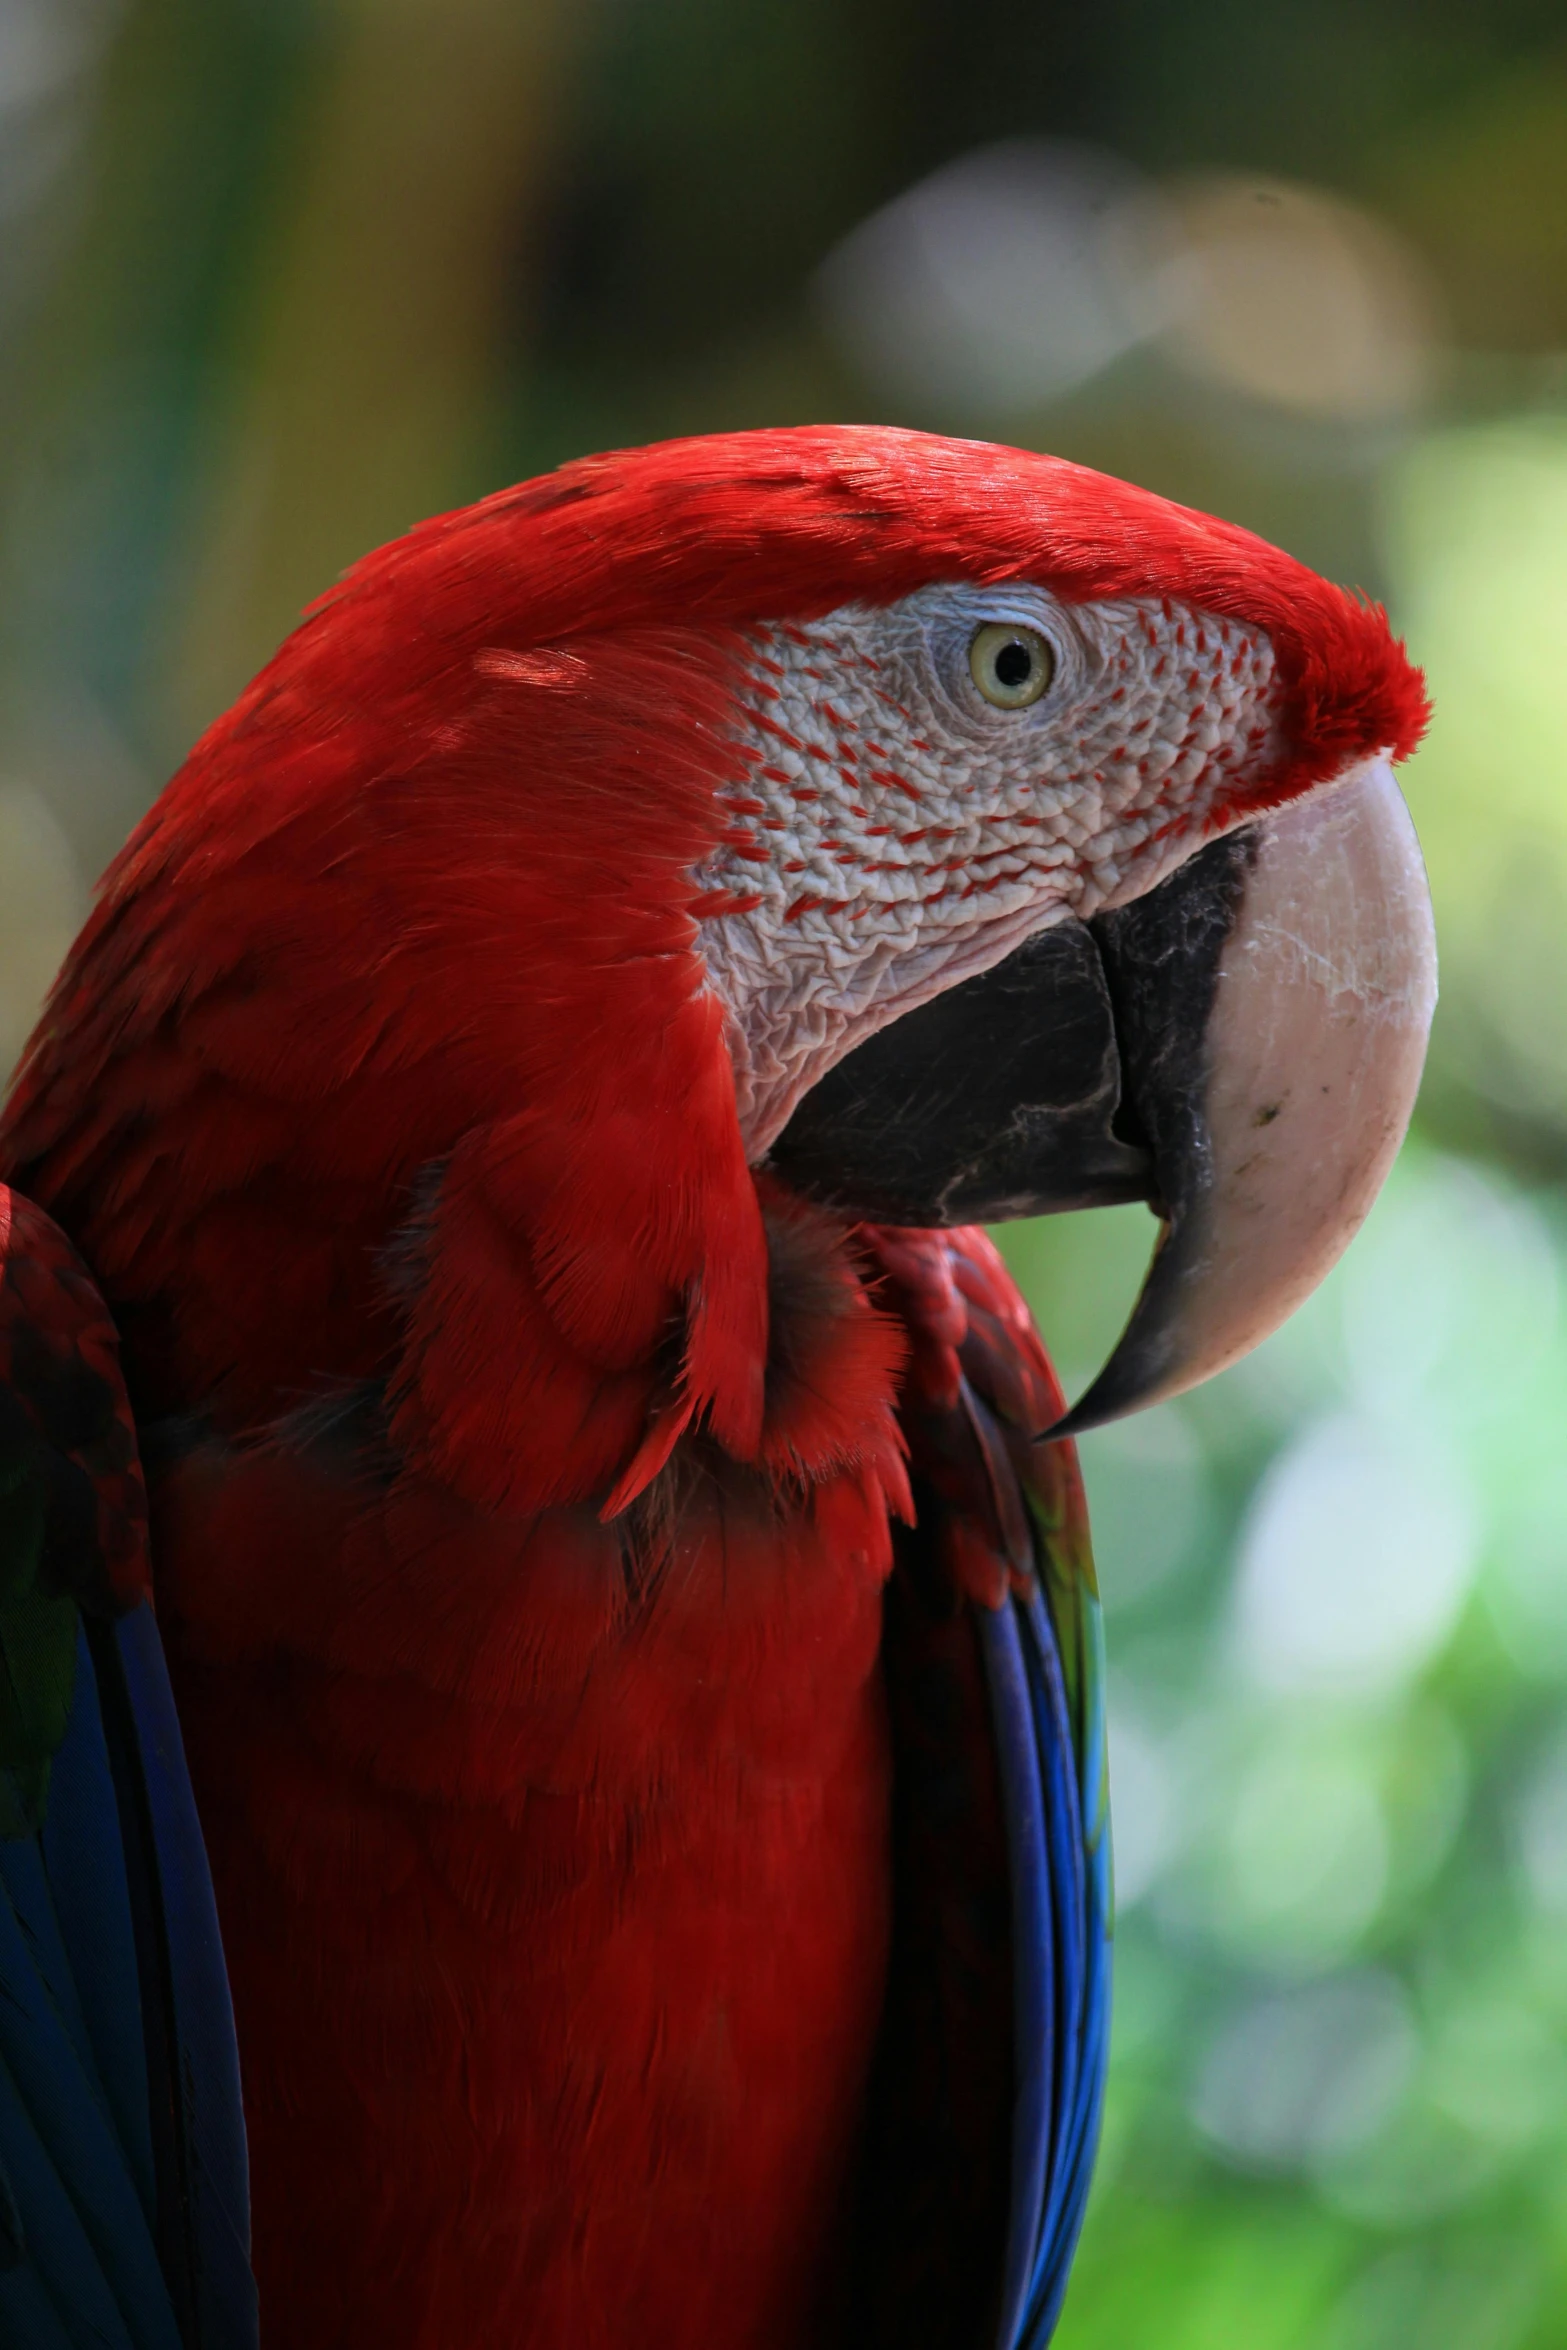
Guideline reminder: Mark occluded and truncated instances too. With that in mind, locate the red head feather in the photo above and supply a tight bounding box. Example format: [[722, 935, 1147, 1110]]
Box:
[[0, 428, 1426, 1501]]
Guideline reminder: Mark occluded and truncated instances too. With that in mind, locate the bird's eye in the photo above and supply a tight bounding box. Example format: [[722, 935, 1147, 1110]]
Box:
[[968, 621, 1055, 709]]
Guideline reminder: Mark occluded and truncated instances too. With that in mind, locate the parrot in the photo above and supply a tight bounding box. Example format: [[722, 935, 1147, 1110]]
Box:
[[0, 425, 1434, 2350]]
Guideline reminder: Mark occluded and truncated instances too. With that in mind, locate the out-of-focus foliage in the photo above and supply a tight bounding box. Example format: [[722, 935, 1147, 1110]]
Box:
[[2, 3, 1567, 2343], [1384, 423, 1567, 1170], [1009, 1143, 1567, 2345]]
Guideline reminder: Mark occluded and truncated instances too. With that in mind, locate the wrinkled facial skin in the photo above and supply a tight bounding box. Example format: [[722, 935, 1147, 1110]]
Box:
[[696, 583, 1280, 1157], [694, 578, 1435, 1436]]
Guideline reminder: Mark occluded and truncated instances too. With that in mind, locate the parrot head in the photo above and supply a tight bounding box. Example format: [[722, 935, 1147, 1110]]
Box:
[[3, 427, 1432, 1470]]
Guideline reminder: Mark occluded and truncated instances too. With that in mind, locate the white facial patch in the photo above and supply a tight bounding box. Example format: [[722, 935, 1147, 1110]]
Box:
[[694, 583, 1278, 1156]]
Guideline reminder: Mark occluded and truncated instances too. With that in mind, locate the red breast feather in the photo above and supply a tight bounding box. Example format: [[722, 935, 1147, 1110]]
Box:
[[154, 1190, 907, 2346]]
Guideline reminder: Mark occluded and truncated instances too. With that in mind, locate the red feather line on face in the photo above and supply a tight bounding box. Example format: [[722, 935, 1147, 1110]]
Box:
[[0, 429, 1426, 1518]]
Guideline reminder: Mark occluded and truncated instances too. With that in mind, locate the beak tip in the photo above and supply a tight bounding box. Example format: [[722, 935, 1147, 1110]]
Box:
[[1033, 1357, 1163, 1446], [1042, 757, 1435, 1441]]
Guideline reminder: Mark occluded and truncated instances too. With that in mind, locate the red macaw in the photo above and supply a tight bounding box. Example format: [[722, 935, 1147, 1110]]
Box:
[[0, 427, 1433, 2349]]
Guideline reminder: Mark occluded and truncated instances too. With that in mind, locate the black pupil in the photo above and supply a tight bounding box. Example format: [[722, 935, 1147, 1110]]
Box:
[[994, 638, 1034, 689]]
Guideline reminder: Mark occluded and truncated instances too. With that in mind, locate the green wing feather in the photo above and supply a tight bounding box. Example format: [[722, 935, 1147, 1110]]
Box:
[[0, 1187, 149, 1834], [1022, 1434, 1111, 1914], [0, 1422, 78, 1831]]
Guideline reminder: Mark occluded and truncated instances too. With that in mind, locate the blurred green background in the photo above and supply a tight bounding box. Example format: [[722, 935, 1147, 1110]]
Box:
[[3, 1, 1567, 2342]]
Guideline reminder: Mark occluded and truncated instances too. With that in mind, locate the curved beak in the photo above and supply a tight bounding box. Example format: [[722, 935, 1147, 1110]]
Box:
[[1055, 759, 1436, 1435], [768, 757, 1435, 1434]]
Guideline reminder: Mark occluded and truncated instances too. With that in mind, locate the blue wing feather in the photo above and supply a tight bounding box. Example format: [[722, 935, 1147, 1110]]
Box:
[[0, 1609, 258, 2350], [111, 1608, 256, 2348], [976, 1599, 1055, 2350], [40, 1626, 158, 2223], [979, 1486, 1111, 2350], [1016, 1582, 1111, 2347], [0, 1629, 183, 2350], [0, 2261, 79, 2350], [0, 1186, 257, 2348], [0, 2055, 152, 2350]]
